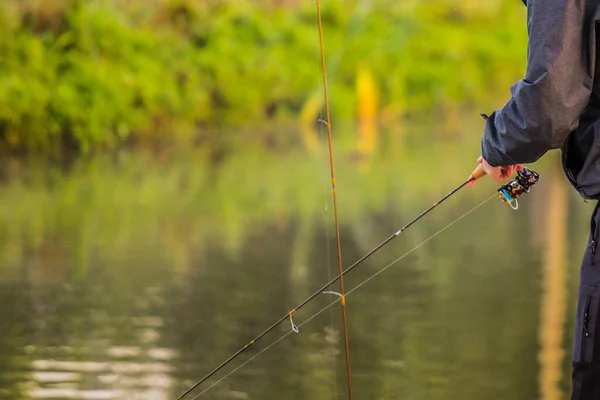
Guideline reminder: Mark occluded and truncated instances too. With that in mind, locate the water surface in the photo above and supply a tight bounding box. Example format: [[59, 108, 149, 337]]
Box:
[[0, 129, 592, 399]]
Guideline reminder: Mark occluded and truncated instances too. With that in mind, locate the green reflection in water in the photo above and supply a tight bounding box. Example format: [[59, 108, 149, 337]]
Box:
[[0, 126, 593, 400]]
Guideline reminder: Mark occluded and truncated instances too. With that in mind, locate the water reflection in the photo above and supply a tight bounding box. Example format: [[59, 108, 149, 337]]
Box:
[[0, 136, 593, 400], [27, 320, 177, 399], [538, 165, 568, 400]]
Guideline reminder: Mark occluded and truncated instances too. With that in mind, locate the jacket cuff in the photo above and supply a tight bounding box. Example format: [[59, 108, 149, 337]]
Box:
[[481, 114, 519, 167], [481, 136, 503, 167]]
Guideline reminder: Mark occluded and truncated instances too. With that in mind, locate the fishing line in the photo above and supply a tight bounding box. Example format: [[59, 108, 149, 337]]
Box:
[[320, 73, 340, 400], [344, 193, 496, 295], [310, 0, 339, 396], [315, 0, 355, 397], [313, 7, 338, 398], [189, 300, 340, 400], [176, 165, 488, 400], [187, 193, 496, 399]]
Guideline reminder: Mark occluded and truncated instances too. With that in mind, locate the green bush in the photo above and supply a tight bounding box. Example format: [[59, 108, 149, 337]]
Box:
[[0, 0, 527, 153]]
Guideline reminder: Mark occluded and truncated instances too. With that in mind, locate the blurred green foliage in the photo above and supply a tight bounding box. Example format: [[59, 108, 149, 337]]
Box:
[[0, 0, 526, 153]]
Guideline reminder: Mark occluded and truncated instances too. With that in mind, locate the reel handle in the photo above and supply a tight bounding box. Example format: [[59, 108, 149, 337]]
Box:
[[468, 164, 487, 182]]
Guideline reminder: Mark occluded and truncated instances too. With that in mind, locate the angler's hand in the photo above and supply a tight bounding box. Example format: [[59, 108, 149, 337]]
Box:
[[477, 156, 522, 182]]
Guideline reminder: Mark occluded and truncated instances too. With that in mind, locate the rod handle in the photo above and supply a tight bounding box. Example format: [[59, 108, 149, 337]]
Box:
[[468, 164, 486, 181]]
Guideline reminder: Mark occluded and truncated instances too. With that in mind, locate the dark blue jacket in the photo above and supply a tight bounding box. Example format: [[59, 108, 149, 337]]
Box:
[[481, 0, 600, 199]]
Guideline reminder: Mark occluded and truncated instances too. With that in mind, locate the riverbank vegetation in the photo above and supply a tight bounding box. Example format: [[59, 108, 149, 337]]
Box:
[[0, 0, 526, 153]]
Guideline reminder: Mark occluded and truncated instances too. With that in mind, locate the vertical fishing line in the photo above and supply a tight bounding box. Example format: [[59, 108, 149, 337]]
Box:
[[315, 1, 354, 398], [313, 5, 339, 399], [322, 142, 340, 400], [320, 55, 340, 400], [322, 132, 339, 400]]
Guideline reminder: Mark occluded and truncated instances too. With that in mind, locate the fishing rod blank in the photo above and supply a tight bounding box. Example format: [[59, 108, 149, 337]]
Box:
[[176, 164, 489, 400]]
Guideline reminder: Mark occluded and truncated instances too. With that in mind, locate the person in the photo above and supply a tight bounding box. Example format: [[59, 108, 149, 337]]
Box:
[[477, 0, 600, 398]]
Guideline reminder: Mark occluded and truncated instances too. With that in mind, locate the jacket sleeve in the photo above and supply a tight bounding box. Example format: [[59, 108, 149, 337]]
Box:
[[481, 0, 594, 166]]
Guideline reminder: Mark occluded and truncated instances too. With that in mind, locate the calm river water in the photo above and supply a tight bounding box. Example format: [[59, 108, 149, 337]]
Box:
[[0, 130, 594, 399]]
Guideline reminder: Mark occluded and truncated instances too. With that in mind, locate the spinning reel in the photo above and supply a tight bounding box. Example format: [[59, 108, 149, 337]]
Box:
[[497, 167, 540, 210]]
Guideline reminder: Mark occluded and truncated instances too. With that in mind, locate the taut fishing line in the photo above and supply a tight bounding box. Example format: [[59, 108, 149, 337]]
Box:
[[319, 58, 340, 400], [176, 164, 542, 399], [187, 193, 497, 399], [314, 0, 356, 397], [315, 7, 339, 400], [177, 165, 539, 399]]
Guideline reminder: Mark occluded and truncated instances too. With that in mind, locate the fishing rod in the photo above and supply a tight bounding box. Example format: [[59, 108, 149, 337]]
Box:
[[175, 165, 540, 400]]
